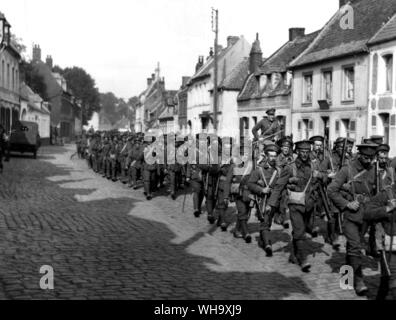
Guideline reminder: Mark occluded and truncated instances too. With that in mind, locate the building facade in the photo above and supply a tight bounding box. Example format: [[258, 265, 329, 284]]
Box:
[[238, 30, 318, 142], [31, 45, 80, 142], [20, 82, 51, 144], [367, 14, 396, 157], [289, 0, 396, 146], [187, 36, 251, 136], [0, 12, 21, 134]]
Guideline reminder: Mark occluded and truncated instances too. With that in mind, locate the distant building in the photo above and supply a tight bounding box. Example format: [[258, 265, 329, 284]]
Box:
[[31, 45, 81, 142], [176, 76, 190, 135], [0, 12, 21, 134], [367, 13, 396, 157], [187, 36, 251, 136], [19, 82, 51, 144]]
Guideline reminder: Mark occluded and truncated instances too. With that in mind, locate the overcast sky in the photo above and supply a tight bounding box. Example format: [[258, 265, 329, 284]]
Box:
[[1, 0, 338, 100]]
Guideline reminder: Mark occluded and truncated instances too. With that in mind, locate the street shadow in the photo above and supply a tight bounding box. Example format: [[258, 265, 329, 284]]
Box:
[[0, 148, 315, 300]]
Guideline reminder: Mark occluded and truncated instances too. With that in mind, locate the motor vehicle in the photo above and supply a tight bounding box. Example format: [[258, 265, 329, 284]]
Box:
[[9, 121, 41, 159]]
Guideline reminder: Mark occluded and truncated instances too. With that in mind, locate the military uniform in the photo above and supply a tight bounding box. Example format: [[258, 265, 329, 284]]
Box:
[[143, 141, 158, 200], [107, 138, 119, 181], [273, 140, 319, 272], [119, 137, 131, 184], [364, 183, 396, 300], [216, 163, 233, 231], [251, 108, 281, 142], [248, 143, 282, 256], [328, 144, 378, 295], [230, 162, 252, 242], [127, 140, 144, 189]]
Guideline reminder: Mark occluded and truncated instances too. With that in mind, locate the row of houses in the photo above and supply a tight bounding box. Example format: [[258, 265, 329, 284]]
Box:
[[0, 11, 82, 144], [132, 0, 396, 157]]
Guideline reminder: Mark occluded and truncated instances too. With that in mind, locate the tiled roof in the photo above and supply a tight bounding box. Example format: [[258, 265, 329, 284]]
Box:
[[189, 44, 234, 84], [369, 13, 396, 45], [261, 30, 320, 74], [237, 31, 317, 101], [219, 58, 250, 91], [290, 0, 396, 68]]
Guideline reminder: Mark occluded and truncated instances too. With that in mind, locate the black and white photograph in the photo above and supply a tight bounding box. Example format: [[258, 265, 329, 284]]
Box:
[[1, 0, 396, 308]]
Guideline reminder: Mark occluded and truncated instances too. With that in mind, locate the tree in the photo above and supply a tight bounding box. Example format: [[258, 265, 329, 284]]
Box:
[[62, 67, 100, 125], [20, 60, 47, 100], [100, 92, 119, 125]]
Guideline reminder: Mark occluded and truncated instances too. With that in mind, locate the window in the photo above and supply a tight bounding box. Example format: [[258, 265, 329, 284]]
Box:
[[309, 119, 314, 130], [350, 120, 356, 132], [391, 114, 396, 127], [7, 63, 10, 90], [335, 120, 340, 134], [372, 115, 377, 128], [1, 61, 3, 87], [322, 70, 333, 101], [298, 120, 302, 130], [253, 116, 257, 125], [384, 54, 393, 92], [12, 67, 14, 91], [303, 74, 313, 103], [343, 67, 355, 100]]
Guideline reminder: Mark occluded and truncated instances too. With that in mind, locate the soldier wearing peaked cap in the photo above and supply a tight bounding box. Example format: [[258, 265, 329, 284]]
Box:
[[248, 143, 283, 256], [252, 108, 282, 142], [328, 143, 378, 296], [269, 140, 319, 271]]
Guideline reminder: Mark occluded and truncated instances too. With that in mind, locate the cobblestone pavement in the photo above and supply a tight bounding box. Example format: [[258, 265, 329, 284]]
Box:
[[0, 145, 382, 300]]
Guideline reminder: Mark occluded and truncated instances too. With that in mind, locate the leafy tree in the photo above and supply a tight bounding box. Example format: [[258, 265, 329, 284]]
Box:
[[62, 67, 100, 125], [100, 92, 119, 125], [20, 60, 47, 100]]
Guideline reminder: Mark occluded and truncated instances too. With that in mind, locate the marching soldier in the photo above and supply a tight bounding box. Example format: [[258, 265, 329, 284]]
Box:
[[248, 143, 283, 256], [107, 135, 119, 181], [119, 135, 131, 184], [273, 140, 319, 272], [275, 136, 294, 229], [127, 136, 144, 189], [328, 143, 378, 296], [142, 137, 158, 200], [215, 140, 234, 231], [167, 138, 184, 200], [230, 158, 253, 243], [363, 171, 396, 300], [252, 108, 282, 143]]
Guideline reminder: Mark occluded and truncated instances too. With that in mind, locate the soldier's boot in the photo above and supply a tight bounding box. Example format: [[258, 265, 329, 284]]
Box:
[[259, 230, 272, 256], [218, 209, 227, 232], [296, 240, 311, 272], [207, 200, 216, 224], [349, 256, 368, 296], [193, 193, 201, 218], [289, 239, 299, 264], [391, 287, 396, 300], [240, 220, 251, 244], [171, 193, 176, 200], [233, 219, 243, 239]]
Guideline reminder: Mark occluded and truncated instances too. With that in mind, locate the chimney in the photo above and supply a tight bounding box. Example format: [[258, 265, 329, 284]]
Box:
[[249, 33, 263, 74], [32, 44, 41, 62], [147, 78, 152, 86], [209, 47, 214, 57], [46, 55, 53, 69], [289, 28, 305, 41], [195, 56, 204, 73], [152, 73, 155, 80], [227, 36, 239, 47]]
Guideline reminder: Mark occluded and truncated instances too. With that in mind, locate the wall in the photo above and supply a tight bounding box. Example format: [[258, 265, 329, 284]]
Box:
[[368, 39, 396, 157], [291, 54, 369, 146]]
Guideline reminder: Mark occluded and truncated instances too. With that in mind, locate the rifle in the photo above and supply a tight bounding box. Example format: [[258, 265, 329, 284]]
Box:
[[340, 138, 348, 170]]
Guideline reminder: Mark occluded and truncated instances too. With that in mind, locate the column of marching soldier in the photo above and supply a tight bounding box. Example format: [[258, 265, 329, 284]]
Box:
[[76, 116, 396, 300]]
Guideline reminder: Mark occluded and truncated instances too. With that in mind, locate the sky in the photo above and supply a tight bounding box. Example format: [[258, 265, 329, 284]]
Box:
[[0, 0, 338, 100]]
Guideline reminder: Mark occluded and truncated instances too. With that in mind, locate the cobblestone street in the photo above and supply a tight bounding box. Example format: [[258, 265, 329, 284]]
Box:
[[0, 145, 382, 300]]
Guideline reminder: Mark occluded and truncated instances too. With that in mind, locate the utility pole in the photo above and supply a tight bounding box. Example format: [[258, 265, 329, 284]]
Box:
[[211, 8, 219, 133]]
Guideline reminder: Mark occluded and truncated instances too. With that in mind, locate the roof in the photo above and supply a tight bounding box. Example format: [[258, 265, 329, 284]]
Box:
[[261, 30, 320, 74], [238, 31, 318, 101], [189, 43, 235, 84], [219, 58, 250, 90], [369, 13, 396, 45], [290, 0, 396, 68], [158, 106, 176, 120]]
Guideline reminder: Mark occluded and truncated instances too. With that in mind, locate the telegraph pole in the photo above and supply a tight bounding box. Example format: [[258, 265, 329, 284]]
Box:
[[211, 8, 219, 133]]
